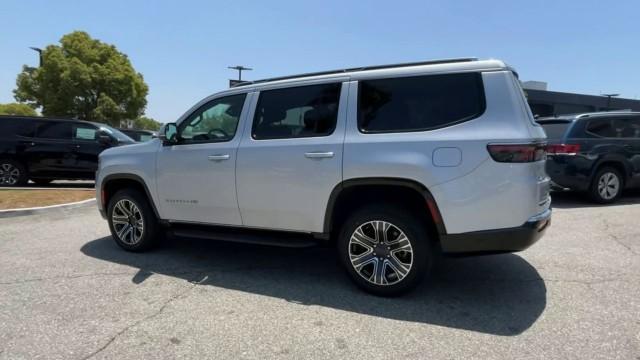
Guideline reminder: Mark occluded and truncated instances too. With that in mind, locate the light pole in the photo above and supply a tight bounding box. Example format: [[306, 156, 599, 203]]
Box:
[[29, 47, 43, 67], [602, 93, 619, 110], [228, 65, 252, 81]]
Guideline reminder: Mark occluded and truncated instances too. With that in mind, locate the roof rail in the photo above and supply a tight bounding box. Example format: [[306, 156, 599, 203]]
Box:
[[231, 58, 478, 87], [577, 109, 636, 118]]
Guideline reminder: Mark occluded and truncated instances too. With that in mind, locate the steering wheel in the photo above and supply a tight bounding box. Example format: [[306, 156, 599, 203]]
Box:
[[208, 128, 229, 139]]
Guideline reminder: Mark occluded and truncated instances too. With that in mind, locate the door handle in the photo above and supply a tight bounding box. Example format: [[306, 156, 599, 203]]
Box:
[[207, 154, 230, 161], [304, 151, 334, 159]]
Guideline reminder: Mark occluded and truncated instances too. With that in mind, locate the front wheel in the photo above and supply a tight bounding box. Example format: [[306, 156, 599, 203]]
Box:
[[590, 167, 623, 204], [107, 189, 160, 252], [337, 205, 432, 296]]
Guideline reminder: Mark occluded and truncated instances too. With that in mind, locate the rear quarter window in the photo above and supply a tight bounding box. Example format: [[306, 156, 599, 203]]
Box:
[[0, 118, 36, 138], [538, 121, 571, 140], [358, 72, 485, 133]]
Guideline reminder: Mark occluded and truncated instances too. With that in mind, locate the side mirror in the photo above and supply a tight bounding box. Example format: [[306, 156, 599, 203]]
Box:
[[158, 123, 178, 145], [98, 134, 113, 145]]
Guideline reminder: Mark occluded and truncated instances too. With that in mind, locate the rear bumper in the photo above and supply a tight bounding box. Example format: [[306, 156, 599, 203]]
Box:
[[545, 155, 591, 191], [440, 208, 551, 255]]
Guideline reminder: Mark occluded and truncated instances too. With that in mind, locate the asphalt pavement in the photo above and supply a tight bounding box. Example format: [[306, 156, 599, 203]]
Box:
[[0, 191, 638, 359]]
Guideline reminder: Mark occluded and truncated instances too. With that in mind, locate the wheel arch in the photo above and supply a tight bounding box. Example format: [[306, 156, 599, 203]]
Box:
[[591, 158, 630, 187], [101, 174, 160, 219], [323, 177, 447, 240]]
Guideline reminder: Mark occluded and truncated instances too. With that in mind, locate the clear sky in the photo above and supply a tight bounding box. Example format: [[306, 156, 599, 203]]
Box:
[[1, 0, 639, 123]]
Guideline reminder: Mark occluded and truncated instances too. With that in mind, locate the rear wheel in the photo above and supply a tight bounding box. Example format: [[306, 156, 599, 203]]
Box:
[[0, 160, 28, 186], [107, 189, 160, 252], [590, 167, 623, 204], [337, 204, 432, 296]]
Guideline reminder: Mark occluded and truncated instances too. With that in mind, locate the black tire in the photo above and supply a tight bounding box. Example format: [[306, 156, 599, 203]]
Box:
[[589, 166, 623, 204], [31, 179, 53, 186], [337, 204, 433, 296], [0, 159, 28, 186], [107, 188, 160, 252]]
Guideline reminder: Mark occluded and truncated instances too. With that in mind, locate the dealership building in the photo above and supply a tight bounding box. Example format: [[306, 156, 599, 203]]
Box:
[[522, 81, 640, 117]]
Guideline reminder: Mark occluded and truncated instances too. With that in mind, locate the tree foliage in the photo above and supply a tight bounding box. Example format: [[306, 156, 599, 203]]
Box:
[[133, 116, 162, 131], [14, 31, 148, 126], [0, 103, 38, 116]]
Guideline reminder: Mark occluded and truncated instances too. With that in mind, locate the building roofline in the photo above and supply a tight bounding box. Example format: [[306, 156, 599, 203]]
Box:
[[537, 110, 640, 122], [526, 88, 640, 103]]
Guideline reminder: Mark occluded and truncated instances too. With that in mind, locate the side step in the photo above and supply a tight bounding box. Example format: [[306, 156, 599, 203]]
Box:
[[169, 223, 320, 248]]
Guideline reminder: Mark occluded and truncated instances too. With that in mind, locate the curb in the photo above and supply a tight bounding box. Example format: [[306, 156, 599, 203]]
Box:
[[0, 198, 96, 219]]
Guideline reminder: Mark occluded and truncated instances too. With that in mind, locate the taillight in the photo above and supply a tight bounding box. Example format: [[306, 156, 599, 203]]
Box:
[[546, 144, 581, 156], [487, 143, 546, 163]]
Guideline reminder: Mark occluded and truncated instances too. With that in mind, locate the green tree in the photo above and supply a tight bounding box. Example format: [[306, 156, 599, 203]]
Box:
[[133, 116, 162, 131], [0, 102, 38, 116], [14, 31, 148, 126]]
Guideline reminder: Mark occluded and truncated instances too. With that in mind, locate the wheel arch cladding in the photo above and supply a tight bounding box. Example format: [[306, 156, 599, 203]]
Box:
[[593, 160, 628, 185], [102, 174, 160, 218], [323, 177, 446, 240]]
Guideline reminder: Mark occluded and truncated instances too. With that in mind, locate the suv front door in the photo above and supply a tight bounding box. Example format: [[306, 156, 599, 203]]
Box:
[[29, 120, 78, 178], [156, 93, 249, 225], [236, 82, 347, 233]]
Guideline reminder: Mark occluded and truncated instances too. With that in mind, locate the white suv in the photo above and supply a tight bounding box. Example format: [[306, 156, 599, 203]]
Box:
[[96, 58, 551, 295]]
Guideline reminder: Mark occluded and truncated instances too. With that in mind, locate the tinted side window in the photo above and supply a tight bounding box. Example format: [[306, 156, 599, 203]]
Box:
[[585, 118, 635, 138], [539, 121, 571, 140], [252, 83, 341, 140], [36, 121, 72, 140], [586, 119, 613, 137], [358, 72, 485, 133], [179, 94, 246, 144], [0, 119, 36, 138], [627, 117, 640, 138]]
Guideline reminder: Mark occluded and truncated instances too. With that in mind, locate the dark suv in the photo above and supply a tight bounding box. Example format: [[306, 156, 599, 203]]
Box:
[[537, 111, 640, 203], [0, 116, 134, 186]]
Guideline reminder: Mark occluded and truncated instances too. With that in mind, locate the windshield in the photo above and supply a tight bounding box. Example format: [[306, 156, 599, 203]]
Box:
[[100, 125, 135, 142]]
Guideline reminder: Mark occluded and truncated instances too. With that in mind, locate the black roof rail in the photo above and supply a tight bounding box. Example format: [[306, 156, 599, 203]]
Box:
[[231, 58, 479, 87]]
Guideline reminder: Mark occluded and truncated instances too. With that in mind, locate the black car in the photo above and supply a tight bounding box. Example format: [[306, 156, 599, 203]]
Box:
[[0, 116, 135, 186], [537, 111, 640, 203], [118, 128, 156, 142]]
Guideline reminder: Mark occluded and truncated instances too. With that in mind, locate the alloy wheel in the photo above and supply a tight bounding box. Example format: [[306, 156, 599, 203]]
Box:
[[348, 220, 413, 286], [111, 199, 145, 245], [597, 172, 620, 200], [0, 163, 20, 186]]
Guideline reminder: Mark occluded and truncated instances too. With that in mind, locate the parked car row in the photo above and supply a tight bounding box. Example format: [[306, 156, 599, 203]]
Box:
[[537, 111, 640, 203], [1, 58, 637, 296], [0, 116, 136, 185]]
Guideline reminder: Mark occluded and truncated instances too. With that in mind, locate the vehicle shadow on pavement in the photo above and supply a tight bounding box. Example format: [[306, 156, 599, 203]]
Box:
[[551, 189, 640, 209], [81, 236, 546, 336]]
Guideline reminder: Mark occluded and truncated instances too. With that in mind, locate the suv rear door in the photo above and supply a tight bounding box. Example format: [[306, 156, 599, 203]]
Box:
[[235, 81, 347, 232]]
